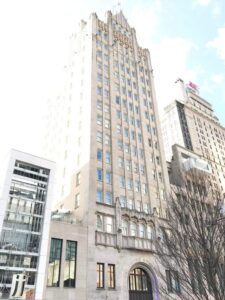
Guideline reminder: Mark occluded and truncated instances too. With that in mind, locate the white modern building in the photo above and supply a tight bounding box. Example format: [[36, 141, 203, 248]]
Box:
[[0, 149, 55, 299], [43, 10, 175, 300], [162, 78, 225, 193]]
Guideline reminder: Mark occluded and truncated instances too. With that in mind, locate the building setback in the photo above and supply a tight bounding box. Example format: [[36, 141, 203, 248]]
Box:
[[43, 10, 172, 300], [162, 78, 225, 193], [0, 149, 55, 300]]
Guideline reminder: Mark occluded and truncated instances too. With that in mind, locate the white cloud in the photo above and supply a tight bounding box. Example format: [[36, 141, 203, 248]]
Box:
[[150, 37, 199, 114], [129, 0, 162, 47], [210, 74, 224, 83], [194, 0, 211, 6], [207, 27, 225, 63], [128, 2, 199, 114], [212, 2, 221, 16]]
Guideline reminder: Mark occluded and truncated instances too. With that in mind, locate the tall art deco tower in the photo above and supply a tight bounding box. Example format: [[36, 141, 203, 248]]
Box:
[[44, 10, 170, 300]]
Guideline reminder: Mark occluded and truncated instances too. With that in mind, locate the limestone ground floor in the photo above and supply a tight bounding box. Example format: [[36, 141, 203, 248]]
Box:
[[42, 220, 170, 300]]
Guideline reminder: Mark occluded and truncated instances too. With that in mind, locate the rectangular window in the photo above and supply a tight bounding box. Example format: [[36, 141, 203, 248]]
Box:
[[64, 241, 77, 288], [97, 169, 103, 181], [97, 131, 103, 143], [119, 176, 125, 188], [124, 143, 130, 153], [117, 140, 123, 150], [47, 238, 62, 287], [108, 264, 115, 289], [120, 196, 126, 208], [97, 263, 104, 288], [76, 172, 81, 186], [127, 178, 133, 190], [128, 199, 133, 210], [75, 193, 80, 208], [97, 86, 102, 96], [105, 192, 112, 205], [97, 149, 103, 161], [96, 190, 103, 203], [105, 152, 111, 164], [118, 157, 124, 168], [166, 270, 181, 294], [106, 172, 111, 184], [105, 216, 113, 233], [97, 115, 102, 125], [138, 133, 142, 143], [135, 181, 140, 192]]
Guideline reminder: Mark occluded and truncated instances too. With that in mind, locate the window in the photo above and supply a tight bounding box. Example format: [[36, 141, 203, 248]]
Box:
[[97, 169, 103, 181], [76, 172, 81, 186], [138, 133, 142, 143], [131, 130, 135, 140], [116, 96, 120, 104], [126, 160, 132, 171], [127, 178, 133, 190], [130, 222, 137, 236], [105, 134, 110, 145], [124, 128, 129, 137], [143, 203, 149, 214], [105, 152, 111, 164], [97, 86, 102, 96], [105, 192, 112, 205], [136, 200, 141, 211], [136, 119, 140, 128], [135, 181, 140, 193], [105, 216, 113, 233], [97, 149, 102, 161], [133, 162, 138, 173], [104, 104, 110, 113], [96, 214, 103, 231], [140, 165, 145, 175], [106, 172, 111, 184], [47, 238, 62, 287], [117, 124, 122, 134], [120, 196, 126, 208], [139, 149, 144, 159], [147, 225, 153, 240], [118, 157, 124, 168], [97, 263, 104, 288], [132, 146, 137, 157], [105, 119, 110, 128], [139, 224, 145, 238], [97, 73, 102, 82], [128, 199, 133, 210], [117, 140, 123, 150], [122, 219, 128, 235], [166, 270, 181, 294], [124, 143, 130, 153], [75, 193, 80, 208], [108, 264, 115, 289], [119, 176, 125, 188], [142, 183, 148, 195], [97, 131, 103, 143], [96, 190, 103, 203], [64, 241, 77, 287], [116, 110, 121, 119]]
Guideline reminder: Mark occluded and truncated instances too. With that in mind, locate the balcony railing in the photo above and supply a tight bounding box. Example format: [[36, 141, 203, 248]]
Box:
[[95, 231, 155, 252], [122, 236, 154, 251], [95, 231, 117, 247]]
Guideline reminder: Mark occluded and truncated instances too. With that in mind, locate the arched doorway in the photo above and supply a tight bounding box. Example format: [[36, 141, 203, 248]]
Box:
[[129, 267, 153, 300]]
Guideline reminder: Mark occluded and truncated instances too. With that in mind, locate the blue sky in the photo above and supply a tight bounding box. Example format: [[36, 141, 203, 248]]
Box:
[[0, 0, 224, 160]]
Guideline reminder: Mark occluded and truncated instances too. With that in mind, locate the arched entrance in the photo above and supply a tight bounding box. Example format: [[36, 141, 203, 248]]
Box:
[[129, 267, 153, 300]]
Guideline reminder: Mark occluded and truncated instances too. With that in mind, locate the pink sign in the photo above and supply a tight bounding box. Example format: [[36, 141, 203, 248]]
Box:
[[187, 81, 199, 92]]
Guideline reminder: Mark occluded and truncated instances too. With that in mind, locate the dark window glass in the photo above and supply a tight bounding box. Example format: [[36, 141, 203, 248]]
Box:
[[64, 241, 77, 287], [47, 238, 62, 287]]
